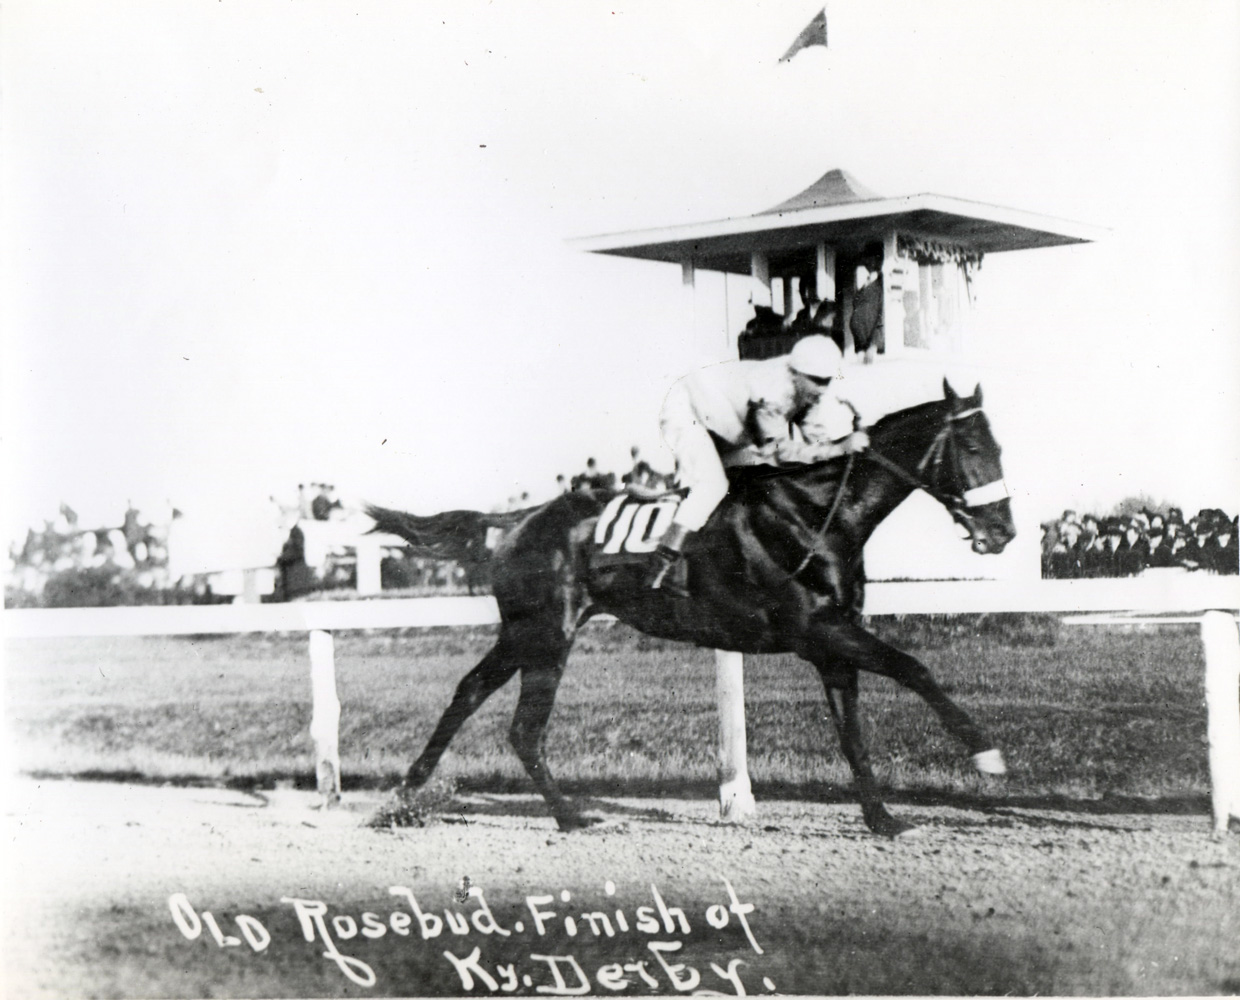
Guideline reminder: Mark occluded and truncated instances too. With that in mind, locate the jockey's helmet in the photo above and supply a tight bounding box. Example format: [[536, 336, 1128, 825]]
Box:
[[788, 335, 843, 380]]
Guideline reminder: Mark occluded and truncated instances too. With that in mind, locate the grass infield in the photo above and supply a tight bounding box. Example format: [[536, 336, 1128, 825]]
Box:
[[3, 615, 1211, 810]]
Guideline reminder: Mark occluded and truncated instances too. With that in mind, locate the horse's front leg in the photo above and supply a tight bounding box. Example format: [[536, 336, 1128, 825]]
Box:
[[808, 620, 1005, 776], [823, 673, 917, 838]]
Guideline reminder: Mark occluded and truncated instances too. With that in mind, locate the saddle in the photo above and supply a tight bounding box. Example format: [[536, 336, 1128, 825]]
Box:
[[623, 482, 682, 502]]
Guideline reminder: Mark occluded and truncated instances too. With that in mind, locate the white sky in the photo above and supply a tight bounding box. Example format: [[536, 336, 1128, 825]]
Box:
[[3, 0, 1238, 548]]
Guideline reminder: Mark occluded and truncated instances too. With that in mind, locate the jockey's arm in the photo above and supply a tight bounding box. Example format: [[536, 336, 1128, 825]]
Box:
[[766, 429, 870, 465], [747, 398, 869, 465]]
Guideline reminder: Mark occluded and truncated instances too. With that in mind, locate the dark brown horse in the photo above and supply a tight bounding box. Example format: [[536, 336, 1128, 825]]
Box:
[[368, 380, 1016, 837]]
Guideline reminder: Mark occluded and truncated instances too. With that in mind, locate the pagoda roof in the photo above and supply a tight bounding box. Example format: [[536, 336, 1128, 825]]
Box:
[[571, 169, 1104, 275], [759, 168, 880, 214]]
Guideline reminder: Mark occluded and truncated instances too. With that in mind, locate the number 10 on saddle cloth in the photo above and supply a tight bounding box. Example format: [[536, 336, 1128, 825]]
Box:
[[592, 496, 683, 567]]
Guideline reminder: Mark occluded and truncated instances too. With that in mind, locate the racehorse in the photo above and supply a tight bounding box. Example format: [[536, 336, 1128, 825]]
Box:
[[368, 380, 1016, 837]]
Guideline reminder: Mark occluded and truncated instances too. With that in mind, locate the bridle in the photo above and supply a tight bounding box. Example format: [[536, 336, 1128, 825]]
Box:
[[860, 405, 1006, 531], [786, 404, 1005, 581]]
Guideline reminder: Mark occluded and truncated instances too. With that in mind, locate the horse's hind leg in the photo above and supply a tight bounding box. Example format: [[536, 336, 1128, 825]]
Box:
[[403, 643, 519, 792], [506, 631, 588, 830], [823, 673, 915, 838]]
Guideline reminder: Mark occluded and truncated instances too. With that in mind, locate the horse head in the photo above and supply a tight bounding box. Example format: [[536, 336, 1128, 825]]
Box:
[[925, 379, 1016, 555]]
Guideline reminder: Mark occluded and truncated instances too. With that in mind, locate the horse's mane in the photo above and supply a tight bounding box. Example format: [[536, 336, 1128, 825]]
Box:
[[868, 395, 951, 436]]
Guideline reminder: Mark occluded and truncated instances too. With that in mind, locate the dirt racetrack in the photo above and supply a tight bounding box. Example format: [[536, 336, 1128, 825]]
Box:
[[4, 776, 1239, 997]]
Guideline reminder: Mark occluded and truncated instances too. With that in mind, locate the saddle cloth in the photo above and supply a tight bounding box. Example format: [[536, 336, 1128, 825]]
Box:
[[591, 494, 683, 569]]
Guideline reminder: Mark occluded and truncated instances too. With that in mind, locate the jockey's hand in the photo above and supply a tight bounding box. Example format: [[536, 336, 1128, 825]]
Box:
[[841, 430, 870, 454]]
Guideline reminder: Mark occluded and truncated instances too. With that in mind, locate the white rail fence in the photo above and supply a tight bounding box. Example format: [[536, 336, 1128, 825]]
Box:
[[4, 577, 1239, 836]]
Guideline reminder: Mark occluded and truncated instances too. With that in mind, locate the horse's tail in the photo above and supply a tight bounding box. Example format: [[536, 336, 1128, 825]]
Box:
[[364, 504, 533, 564]]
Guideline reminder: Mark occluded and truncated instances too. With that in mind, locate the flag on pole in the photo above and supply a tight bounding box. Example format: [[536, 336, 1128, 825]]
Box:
[[779, 7, 827, 62]]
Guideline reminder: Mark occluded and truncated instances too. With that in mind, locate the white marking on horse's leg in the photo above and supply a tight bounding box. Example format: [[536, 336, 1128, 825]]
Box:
[[971, 748, 1006, 775]]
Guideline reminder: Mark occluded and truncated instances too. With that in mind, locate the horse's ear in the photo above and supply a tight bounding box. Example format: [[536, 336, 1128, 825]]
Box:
[[942, 378, 958, 402], [971, 384, 983, 406]]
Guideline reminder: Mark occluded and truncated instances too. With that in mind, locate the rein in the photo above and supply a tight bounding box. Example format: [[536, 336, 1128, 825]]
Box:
[[783, 405, 984, 584], [862, 406, 984, 512], [788, 452, 854, 580], [861, 448, 959, 507]]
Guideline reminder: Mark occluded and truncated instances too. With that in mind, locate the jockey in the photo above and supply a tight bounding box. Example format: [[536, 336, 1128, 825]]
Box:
[[649, 334, 870, 594]]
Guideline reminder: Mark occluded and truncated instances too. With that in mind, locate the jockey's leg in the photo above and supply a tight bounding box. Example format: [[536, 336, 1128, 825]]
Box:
[[651, 389, 727, 594], [648, 522, 691, 594]]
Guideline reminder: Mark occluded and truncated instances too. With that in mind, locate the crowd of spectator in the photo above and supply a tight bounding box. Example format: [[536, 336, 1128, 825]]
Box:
[[558, 447, 676, 499], [1042, 506, 1238, 579], [492, 449, 677, 514], [6, 501, 183, 606]]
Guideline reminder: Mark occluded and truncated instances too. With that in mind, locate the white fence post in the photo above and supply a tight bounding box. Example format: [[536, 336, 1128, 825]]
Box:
[[355, 538, 382, 596], [308, 629, 342, 807], [716, 649, 756, 821], [241, 568, 260, 605], [1202, 610, 1240, 838]]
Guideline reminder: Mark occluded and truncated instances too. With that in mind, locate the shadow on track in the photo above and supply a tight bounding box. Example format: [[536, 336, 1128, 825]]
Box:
[[29, 769, 1211, 824]]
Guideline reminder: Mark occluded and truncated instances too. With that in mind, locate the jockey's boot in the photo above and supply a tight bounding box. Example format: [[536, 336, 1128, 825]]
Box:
[[648, 523, 692, 597]]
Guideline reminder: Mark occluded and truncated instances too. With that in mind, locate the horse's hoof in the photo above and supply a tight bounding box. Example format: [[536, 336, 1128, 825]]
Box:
[[866, 812, 917, 839], [972, 749, 1007, 775], [556, 813, 603, 832]]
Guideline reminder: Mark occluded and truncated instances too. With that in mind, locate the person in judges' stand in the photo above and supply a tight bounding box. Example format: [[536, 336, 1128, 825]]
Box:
[[849, 260, 884, 364], [788, 274, 839, 341]]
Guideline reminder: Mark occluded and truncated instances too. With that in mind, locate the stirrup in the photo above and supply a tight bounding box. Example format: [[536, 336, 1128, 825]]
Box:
[[648, 546, 689, 597]]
